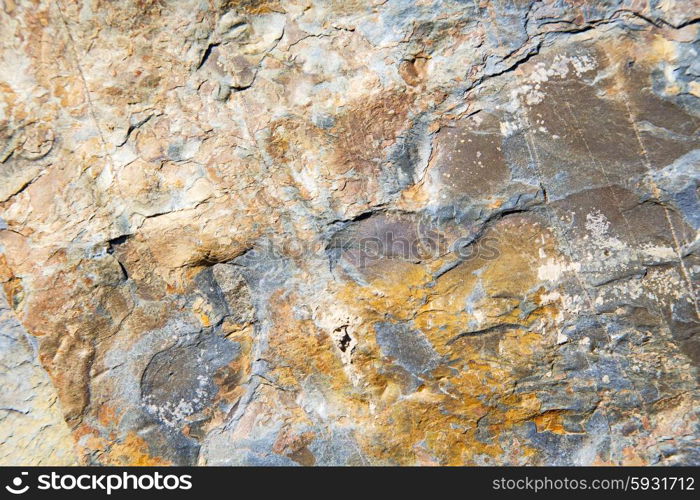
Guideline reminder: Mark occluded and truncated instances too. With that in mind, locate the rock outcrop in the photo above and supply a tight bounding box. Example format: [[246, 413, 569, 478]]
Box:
[[1, 0, 698, 465]]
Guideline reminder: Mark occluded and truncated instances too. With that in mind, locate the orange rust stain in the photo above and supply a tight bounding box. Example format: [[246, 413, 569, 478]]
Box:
[[103, 433, 172, 466], [533, 410, 569, 434], [97, 404, 120, 427]]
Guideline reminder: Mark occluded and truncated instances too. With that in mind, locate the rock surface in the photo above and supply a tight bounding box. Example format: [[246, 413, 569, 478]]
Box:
[[0, 0, 699, 465]]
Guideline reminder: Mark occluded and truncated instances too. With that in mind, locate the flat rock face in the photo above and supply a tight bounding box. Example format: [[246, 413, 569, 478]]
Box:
[[0, 0, 699, 466]]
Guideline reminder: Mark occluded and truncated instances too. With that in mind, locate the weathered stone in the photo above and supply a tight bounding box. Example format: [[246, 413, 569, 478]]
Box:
[[0, 0, 698, 466]]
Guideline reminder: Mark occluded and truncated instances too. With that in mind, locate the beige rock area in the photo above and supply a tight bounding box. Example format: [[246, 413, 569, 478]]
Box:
[[0, 0, 699, 465]]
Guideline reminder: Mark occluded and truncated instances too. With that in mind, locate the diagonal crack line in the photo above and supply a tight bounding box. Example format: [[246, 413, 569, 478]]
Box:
[[447, 323, 528, 345], [465, 8, 671, 97], [52, 0, 114, 169]]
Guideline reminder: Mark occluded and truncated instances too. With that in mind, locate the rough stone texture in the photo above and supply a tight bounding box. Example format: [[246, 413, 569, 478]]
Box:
[[0, 294, 77, 465], [0, 0, 699, 465]]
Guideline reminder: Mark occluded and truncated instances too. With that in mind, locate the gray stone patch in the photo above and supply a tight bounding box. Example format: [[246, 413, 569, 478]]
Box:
[[211, 263, 255, 325], [140, 332, 239, 428], [194, 263, 255, 327], [374, 321, 441, 376]]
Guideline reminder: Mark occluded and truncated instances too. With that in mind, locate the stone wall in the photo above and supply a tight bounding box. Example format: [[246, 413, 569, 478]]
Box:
[[0, 0, 698, 465]]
